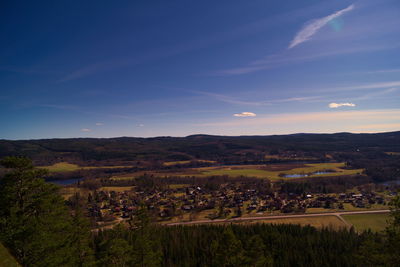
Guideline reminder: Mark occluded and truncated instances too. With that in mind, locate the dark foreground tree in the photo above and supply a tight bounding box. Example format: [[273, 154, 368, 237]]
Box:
[[0, 157, 93, 266], [357, 193, 400, 266], [129, 205, 162, 267]]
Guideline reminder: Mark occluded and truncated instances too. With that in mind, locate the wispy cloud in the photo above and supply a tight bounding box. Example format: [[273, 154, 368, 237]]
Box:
[[56, 1, 338, 83], [214, 42, 397, 76], [364, 69, 400, 74], [328, 81, 400, 92], [352, 87, 398, 101], [95, 122, 104, 126], [196, 109, 400, 128], [81, 128, 91, 132], [289, 4, 355, 49], [329, 102, 356, 108], [233, 112, 256, 117], [193, 90, 321, 106], [192, 91, 268, 106]]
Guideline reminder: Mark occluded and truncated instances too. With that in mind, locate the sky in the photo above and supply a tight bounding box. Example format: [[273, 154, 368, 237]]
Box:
[[1, 0, 400, 139]]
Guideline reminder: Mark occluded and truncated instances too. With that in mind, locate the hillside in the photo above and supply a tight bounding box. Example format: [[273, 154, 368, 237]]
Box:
[[1, 132, 399, 165]]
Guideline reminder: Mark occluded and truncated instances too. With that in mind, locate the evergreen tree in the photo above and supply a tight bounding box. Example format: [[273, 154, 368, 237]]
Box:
[[212, 226, 246, 267], [129, 205, 162, 267], [99, 237, 133, 267], [69, 193, 95, 267], [0, 157, 76, 266], [357, 193, 400, 266], [245, 235, 273, 267], [385, 194, 400, 265]]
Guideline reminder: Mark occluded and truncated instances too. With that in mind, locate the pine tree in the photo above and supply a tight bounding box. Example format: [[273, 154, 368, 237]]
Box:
[[0, 157, 76, 266], [129, 205, 162, 267], [245, 235, 273, 267], [385, 194, 400, 265], [69, 193, 95, 267], [212, 226, 246, 267], [99, 237, 133, 267]]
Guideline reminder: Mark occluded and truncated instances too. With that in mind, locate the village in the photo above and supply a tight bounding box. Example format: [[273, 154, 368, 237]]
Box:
[[79, 182, 393, 227]]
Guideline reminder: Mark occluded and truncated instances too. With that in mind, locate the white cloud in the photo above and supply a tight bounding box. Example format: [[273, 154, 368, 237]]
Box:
[[196, 109, 400, 128], [289, 4, 355, 49], [81, 128, 91, 132], [329, 102, 356, 108], [95, 122, 104, 126], [233, 112, 257, 117], [138, 124, 144, 127]]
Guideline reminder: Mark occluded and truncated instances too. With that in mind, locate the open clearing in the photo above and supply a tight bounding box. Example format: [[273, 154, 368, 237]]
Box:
[[342, 213, 390, 232], [104, 162, 363, 181], [0, 243, 19, 267], [192, 162, 363, 180], [163, 160, 215, 166], [100, 186, 134, 192], [41, 162, 132, 173], [245, 215, 347, 230]]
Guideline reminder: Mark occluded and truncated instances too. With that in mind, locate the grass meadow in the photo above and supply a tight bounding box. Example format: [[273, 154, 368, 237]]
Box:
[[342, 213, 391, 232]]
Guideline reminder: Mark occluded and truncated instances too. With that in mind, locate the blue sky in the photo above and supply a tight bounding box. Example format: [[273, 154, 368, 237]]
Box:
[[1, 0, 400, 139]]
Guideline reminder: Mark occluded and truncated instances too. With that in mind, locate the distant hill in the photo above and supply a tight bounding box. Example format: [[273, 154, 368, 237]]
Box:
[[0, 131, 399, 165]]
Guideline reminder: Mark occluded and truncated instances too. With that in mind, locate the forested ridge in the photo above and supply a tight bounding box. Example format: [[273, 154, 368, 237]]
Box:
[[1, 132, 399, 164], [1, 157, 400, 266]]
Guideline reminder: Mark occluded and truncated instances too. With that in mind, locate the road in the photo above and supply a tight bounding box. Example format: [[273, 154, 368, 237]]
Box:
[[165, 209, 390, 226]]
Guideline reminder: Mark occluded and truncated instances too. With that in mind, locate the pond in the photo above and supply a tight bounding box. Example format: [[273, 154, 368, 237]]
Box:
[[48, 178, 82, 186], [282, 171, 333, 178]]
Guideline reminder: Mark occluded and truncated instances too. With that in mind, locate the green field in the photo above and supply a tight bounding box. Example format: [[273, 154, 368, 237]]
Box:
[[222, 216, 347, 230], [0, 243, 19, 267], [100, 186, 134, 192], [41, 162, 132, 173], [342, 213, 390, 232], [194, 162, 363, 180], [163, 160, 216, 166]]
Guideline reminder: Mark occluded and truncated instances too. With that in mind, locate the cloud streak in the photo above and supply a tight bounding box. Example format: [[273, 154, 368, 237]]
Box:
[[196, 109, 400, 128], [289, 4, 355, 49], [215, 42, 397, 76], [233, 112, 256, 117], [329, 102, 356, 108]]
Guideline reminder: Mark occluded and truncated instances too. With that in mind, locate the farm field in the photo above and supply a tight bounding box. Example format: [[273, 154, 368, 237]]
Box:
[[306, 203, 388, 214], [252, 215, 347, 230], [100, 186, 134, 192], [0, 243, 19, 267], [41, 162, 132, 173], [104, 162, 363, 181], [192, 162, 363, 180], [204, 215, 348, 230], [342, 213, 390, 232], [163, 159, 215, 166]]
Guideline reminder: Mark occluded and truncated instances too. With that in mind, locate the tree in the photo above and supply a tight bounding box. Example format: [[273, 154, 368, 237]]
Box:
[[129, 205, 162, 267], [357, 193, 400, 266], [99, 237, 133, 267], [0, 157, 77, 266], [384, 193, 400, 265], [69, 193, 95, 266], [245, 235, 273, 267], [212, 226, 246, 266]]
